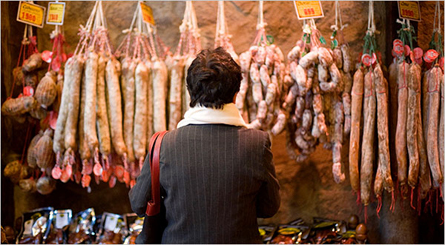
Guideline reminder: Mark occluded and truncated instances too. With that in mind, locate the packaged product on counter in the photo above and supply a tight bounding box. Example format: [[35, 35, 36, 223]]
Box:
[[258, 225, 277, 244], [123, 213, 144, 244], [46, 209, 72, 244], [270, 224, 309, 244], [67, 208, 96, 244], [16, 207, 54, 244], [95, 212, 125, 244], [310, 218, 346, 244]]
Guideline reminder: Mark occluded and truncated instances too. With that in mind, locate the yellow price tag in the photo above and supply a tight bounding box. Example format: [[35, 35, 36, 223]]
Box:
[[47, 2, 65, 25], [294, 1, 324, 20], [17, 1, 46, 28], [140, 2, 155, 26], [398, 1, 421, 21]]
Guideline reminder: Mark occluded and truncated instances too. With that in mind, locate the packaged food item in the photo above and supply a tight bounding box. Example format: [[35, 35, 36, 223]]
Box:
[[258, 225, 277, 244], [46, 209, 72, 244], [16, 207, 54, 244], [311, 218, 344, 244], [95, 212, 125, 244], [271, 225, 301, 244], [67, 208, 96, 244], [123, 213, 144, 244]]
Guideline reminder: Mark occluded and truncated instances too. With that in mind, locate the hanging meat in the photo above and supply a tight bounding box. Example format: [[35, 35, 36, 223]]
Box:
[[239, 1, 286, 138]]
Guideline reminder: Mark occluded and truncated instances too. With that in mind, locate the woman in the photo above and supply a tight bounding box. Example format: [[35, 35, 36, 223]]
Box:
[[129, 47, 280, 243]]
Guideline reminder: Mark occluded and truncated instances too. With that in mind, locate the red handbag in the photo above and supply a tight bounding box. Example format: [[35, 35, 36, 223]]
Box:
[[136, 131, 168, 244], [146, 131, 168, 216]]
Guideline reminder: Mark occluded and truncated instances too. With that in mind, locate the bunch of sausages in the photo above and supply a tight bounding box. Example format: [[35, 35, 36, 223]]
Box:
[[283, 39, 353, 183], [237, 34, 287, 136], [349, 62, 395, 208], [167, 0, 201, 130], [350, 49, 444, 214]]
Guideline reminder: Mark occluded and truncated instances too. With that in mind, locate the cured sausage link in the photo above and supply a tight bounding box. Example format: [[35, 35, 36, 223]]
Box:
[[360, 69, 376, 206], [427, 67, 443, 186], [407, 63, 421, 188], [395, 62, 409, 196], [105, 57, 127, 157], [349, 68, 364, 192]]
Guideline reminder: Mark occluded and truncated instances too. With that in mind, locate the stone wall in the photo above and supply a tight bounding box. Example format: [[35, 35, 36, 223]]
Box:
[[2, 1, 444, 243]]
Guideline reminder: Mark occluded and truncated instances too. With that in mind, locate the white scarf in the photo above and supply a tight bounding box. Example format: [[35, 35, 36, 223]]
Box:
[[176, 103, 248, 128]]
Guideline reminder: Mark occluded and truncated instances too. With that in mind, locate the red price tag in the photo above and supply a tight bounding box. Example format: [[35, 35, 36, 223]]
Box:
[[362, 54, 372, 67], [393, 39, 404, 56], [413, 47, 423, 59], [423, 49, 439, 63], [41, 50, 52, 63], [404, 45, 411, 57], [23, 86, 34, 96]]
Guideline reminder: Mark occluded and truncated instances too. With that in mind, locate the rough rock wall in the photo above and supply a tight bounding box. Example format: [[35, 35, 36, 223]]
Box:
[[37, 1, 387, 64]]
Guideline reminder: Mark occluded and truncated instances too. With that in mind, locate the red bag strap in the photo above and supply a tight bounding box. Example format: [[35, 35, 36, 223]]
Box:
[[146, 131, 168, 216]]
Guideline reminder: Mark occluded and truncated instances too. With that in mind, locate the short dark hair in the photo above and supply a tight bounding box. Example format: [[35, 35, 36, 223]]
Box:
[[186, 47, 241, 109]]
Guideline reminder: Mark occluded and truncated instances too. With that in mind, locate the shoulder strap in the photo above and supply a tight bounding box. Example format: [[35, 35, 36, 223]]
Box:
[[146, 131, 168, 216]]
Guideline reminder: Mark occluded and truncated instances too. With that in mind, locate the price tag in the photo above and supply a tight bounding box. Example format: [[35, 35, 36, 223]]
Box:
[[55, 212, 69, 229], [23, 219, 33, 235], [398, 1, 421, 22], [361, 54, 372, 67], [393, 39, 404, 56], [423, 49, 439, 63], [294, 1, 324, 20], [404, 45, 411, 56], [104, 215, 119, 231], [23, 86, 34, 97], [140, 2, 155, 25], [413, 47, 423, 59], [17, 1, 46, 28], [46, 2, 65, 25]]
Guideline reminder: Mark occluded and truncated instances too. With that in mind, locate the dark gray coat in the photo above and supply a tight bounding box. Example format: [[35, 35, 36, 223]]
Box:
[[129, 124, 281, 244]]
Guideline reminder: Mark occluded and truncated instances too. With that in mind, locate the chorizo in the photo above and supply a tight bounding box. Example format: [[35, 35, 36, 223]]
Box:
[[1, 96, 36, 116], [374, 65, 394, 193], [427, 67, 443, 185], [168, 57, 185, 130], [134, 61, 149, 162], [341, 44, 352, 73], [439, 75, 444, 184], [34, 71, 57, 109], [418, 74, 430, 199], [145, 60, 154, 143], [360, 68, 376, 206], [79, 71, 91, 161], [64, 56, 84, 152], [299, 51, 318, 69], [122, 59, 136, 164], [96, 55, 111, 158], [84, 51, 99, 153], [407, 63, 421, 188], [105, 57, 127, 156], [396, 61, 409, 193], [152, 59, 168, 133], [182, 56, 194, 113]]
